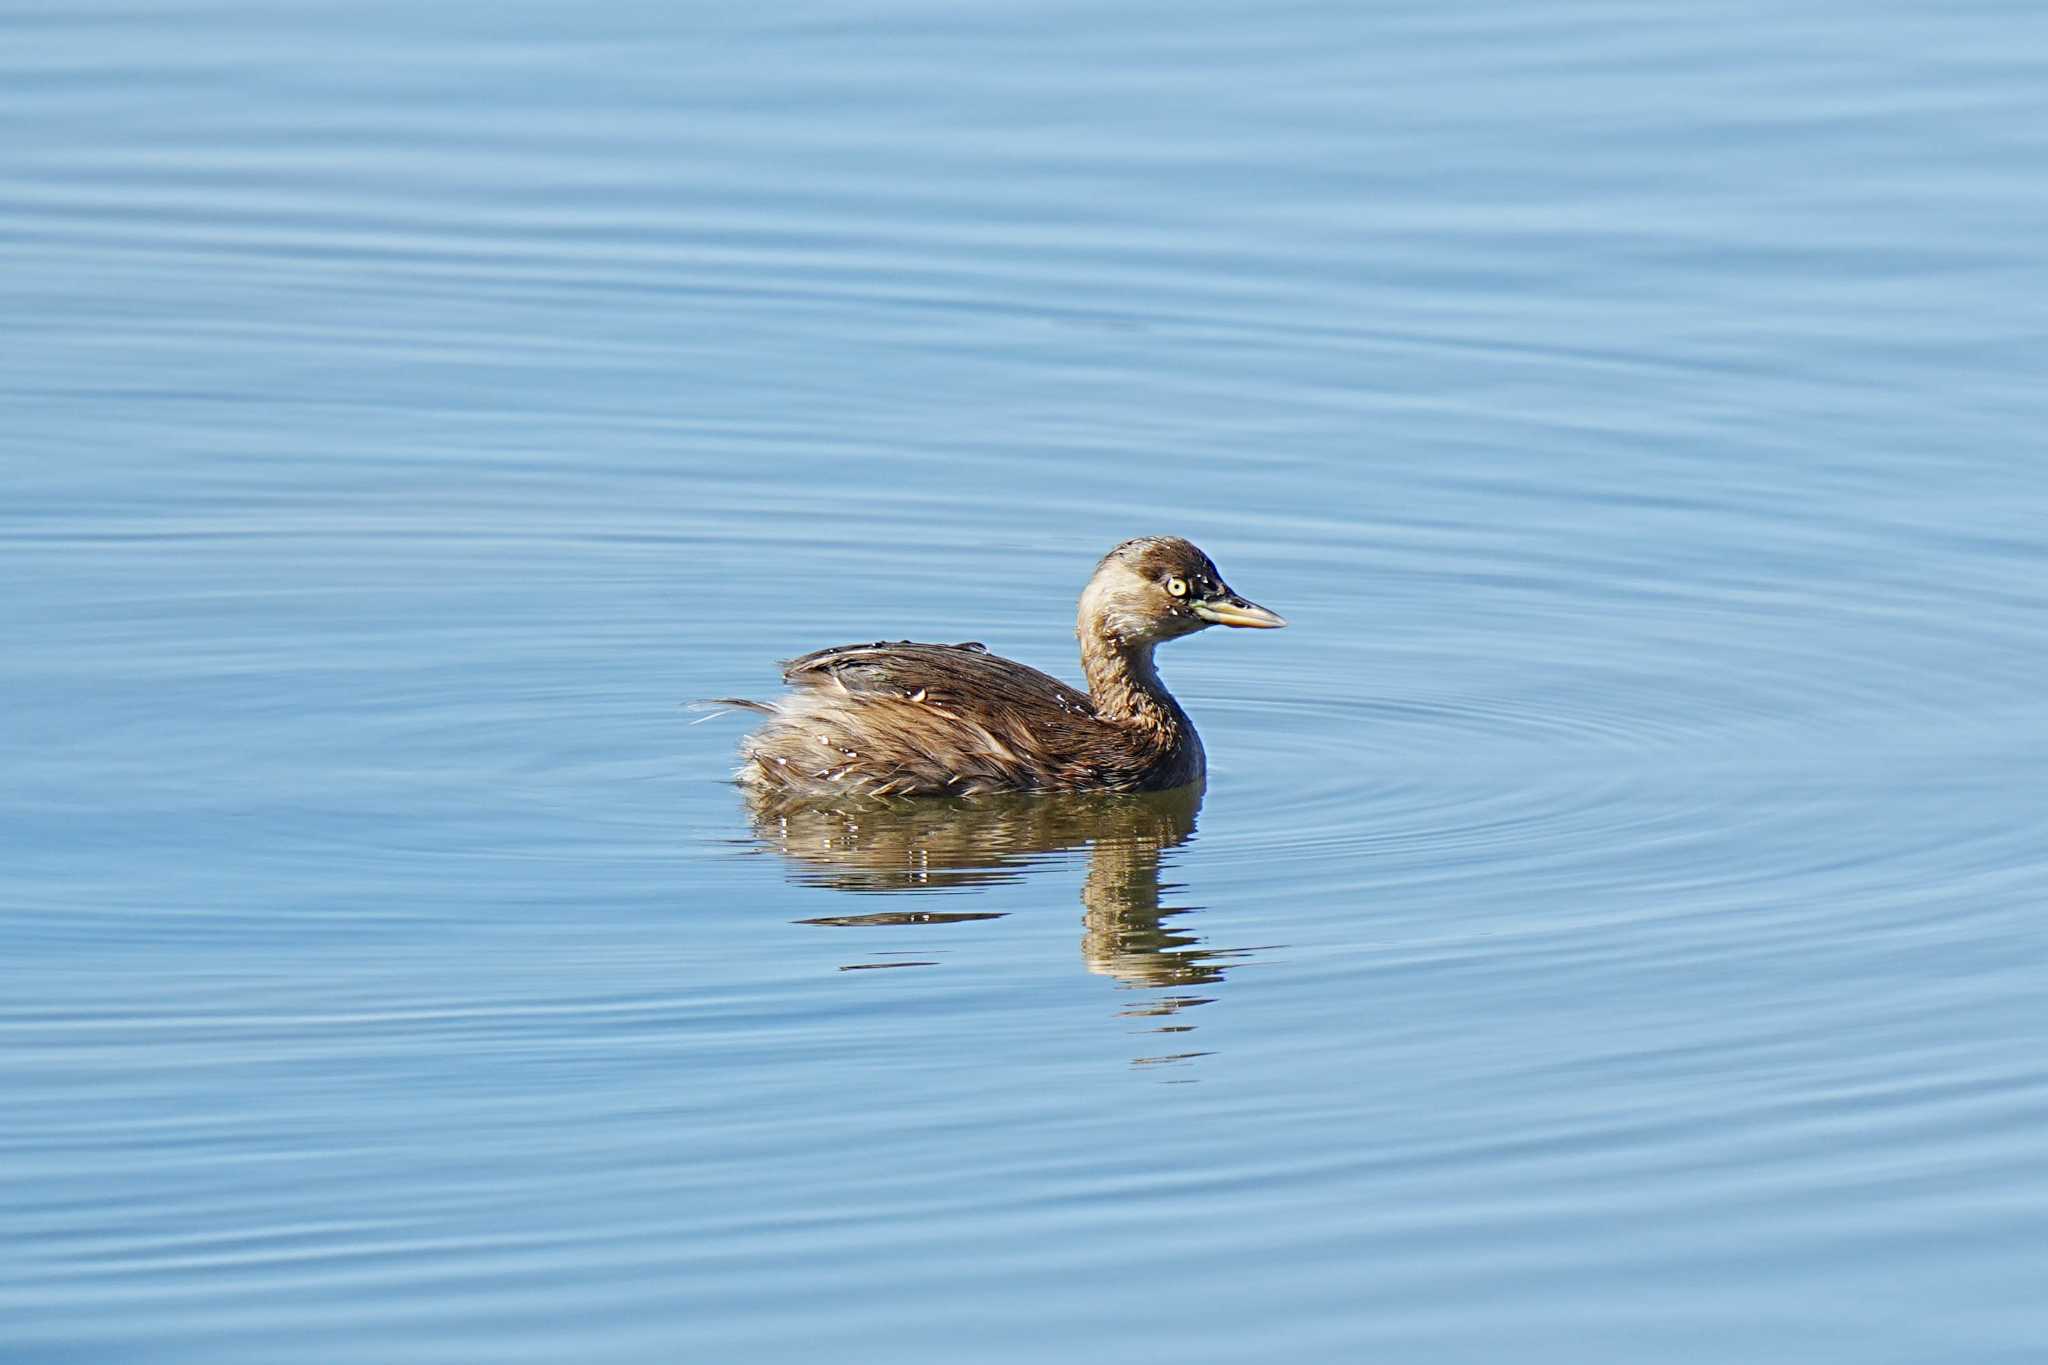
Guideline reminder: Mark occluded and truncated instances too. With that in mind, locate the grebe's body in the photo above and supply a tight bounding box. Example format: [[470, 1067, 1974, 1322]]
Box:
[[723, 537, 1283, 797]]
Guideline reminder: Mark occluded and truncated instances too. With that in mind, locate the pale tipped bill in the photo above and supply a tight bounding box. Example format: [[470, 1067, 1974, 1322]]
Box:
[[1191, 592, 1288, 629]]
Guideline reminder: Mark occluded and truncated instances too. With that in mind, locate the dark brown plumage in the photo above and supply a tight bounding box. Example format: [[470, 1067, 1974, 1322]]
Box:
[[721, 537, 1285, 797]]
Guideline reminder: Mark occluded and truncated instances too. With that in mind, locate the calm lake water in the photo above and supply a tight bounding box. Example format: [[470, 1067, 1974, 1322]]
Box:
[[5, 1, 2047, 1360]]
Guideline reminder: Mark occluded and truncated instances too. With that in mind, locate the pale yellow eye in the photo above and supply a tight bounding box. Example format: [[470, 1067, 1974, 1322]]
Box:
[[1166, 576, 1188, 598]]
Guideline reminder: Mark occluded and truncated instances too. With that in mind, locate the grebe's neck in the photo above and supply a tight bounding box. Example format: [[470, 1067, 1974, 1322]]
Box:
[[1079, 625, 1189, 742]]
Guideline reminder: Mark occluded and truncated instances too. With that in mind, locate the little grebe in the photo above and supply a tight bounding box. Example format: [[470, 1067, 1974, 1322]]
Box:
[[720, 537, 1284, 796]]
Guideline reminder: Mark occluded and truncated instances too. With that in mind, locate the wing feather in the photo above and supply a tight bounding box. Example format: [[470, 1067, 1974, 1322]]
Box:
[[736, 639, 1134, 794], [780, 640, 1096, 719]]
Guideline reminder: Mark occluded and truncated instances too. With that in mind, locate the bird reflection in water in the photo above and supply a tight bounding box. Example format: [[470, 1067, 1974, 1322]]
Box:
[[744, 784, 1265, 1067]]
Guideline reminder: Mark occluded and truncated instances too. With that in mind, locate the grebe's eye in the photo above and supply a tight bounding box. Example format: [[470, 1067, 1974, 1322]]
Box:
[[1166, 576, 1188, 598]]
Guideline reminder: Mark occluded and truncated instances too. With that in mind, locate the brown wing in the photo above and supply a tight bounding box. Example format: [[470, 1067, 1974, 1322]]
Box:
[[780, 640, 1097, 721], [740, 640, 1131, 795]]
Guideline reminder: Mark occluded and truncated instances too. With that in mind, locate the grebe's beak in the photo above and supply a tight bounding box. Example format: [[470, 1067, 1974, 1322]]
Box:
[[1192, 591, 1287, 629]]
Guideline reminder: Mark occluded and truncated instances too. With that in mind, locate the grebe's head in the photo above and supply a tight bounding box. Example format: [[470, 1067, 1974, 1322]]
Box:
[[1078, 536, 1287, 647]]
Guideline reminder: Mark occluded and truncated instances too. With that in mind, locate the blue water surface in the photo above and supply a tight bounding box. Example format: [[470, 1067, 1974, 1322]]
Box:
[[4, 1, 2046, 1361]]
